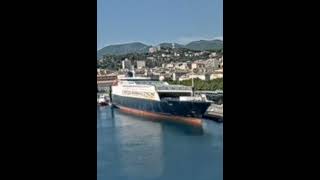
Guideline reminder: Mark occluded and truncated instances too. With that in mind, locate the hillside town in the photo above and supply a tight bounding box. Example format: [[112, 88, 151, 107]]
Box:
[[97, 43, 223, 92]]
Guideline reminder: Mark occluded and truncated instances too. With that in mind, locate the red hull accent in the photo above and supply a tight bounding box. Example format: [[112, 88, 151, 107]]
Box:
[[116, 105, 203, 127]]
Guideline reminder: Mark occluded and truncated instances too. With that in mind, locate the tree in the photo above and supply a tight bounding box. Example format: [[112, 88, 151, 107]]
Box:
[[168, 78, 223, 91]]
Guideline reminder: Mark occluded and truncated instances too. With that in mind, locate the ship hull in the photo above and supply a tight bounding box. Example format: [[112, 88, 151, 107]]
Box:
[[112, 94, 211, 127]]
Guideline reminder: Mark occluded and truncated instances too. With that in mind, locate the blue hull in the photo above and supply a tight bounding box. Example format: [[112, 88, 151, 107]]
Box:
[[112, 95, 211, 118]]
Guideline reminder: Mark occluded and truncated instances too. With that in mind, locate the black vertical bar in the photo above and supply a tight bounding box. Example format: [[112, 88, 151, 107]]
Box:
[[109, 86, 112, 103]]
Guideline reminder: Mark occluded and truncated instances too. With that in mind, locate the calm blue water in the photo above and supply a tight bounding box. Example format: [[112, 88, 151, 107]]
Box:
[[97, 106, 223, 180]]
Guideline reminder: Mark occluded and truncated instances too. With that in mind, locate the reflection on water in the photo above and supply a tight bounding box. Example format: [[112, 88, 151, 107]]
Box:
[[97, 106, 223, 180], [115, 112, 164, 178]]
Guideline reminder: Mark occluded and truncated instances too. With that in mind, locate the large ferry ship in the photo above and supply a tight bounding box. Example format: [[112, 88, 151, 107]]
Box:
[[111, 76, 211, 127]]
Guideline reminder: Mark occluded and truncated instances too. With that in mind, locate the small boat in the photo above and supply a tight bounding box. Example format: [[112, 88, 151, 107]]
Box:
[[97, 94, 109, 106], [204, 104, 223, 122]]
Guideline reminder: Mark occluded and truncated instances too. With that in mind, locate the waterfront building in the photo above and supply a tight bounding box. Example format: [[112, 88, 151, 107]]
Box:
[[137, 60, 146, 69], [122, 58, 131, 70], [149, 47, 158, 53]]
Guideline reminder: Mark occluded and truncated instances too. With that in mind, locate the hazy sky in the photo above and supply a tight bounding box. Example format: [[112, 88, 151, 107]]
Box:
[[97, 0, 223, 50]]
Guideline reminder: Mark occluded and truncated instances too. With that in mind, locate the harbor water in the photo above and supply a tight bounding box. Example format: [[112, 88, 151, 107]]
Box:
[[97, 106, 223, 180]]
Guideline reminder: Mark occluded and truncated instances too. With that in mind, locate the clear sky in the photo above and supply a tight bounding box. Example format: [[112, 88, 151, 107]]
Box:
[[97, 0, 223, 50]]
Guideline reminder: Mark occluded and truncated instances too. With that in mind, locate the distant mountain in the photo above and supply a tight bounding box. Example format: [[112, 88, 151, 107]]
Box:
[[185, 40, 223, 51], [158, 43, 184, 49], [97, 39, 223, 59], [97, 42, 150, 59], [158, 41, 222, 51]]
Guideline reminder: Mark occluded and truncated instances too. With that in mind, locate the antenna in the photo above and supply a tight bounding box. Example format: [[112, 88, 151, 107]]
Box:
[[131, 65, 135, 77], [192, 70, 194, 96], [192, 75, 194, 87]]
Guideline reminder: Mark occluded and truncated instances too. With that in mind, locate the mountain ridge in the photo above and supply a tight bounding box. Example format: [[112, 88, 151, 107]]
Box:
[[97, 39, 223, 59]]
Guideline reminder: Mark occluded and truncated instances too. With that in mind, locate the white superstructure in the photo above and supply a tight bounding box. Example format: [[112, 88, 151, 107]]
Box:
[[112, 77, 195, 101]]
